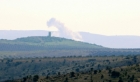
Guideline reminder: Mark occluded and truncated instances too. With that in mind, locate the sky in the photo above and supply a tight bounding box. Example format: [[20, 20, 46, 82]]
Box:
[[0, 0, 140, 36]]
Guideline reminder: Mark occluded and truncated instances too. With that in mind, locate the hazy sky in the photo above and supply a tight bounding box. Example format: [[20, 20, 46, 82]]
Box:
[[0, 0, 140, 35]]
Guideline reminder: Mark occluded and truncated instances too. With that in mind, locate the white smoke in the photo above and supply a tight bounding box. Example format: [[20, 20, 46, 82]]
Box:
[[47, 18, 83, 41]]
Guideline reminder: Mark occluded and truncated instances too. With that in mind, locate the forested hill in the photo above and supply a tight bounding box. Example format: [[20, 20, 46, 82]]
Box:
[[0, 36, 104, 51]]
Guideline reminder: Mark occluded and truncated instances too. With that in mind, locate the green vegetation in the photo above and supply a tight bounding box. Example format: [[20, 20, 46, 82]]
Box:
[[0, 36, 105, 58], [11, 64, 140, 82], [0, 36, 103, 51], [0, 36, 140, 59], [1, 55, 140, 81], [1, 36, 140, 82]]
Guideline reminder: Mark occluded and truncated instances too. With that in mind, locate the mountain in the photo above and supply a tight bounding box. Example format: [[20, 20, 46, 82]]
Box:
[[0, 30, 140, 48], [79, 32, 140, 48]]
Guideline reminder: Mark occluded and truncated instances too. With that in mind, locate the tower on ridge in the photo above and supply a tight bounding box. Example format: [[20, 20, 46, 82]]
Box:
[[48, 32, 51, 37]]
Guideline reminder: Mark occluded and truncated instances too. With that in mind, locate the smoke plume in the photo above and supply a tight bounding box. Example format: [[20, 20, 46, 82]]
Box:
[[47, 18, 83, 41]]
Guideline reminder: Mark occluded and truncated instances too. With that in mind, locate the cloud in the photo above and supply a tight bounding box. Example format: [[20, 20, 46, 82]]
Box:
[[47, 18, 82, 41]]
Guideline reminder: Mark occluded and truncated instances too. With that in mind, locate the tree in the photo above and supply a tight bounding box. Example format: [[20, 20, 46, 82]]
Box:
[[130, 75, 134, 81], [101, 74, 104, 79], [64, 77, 68, 82], [46, 75, 49, 79], [94, 70, 97, 74], [23, 77, 27, 82], [58, 72, 61, 75], [33, 75, 39, 82], [111, 71, 120, 78], [70, 72, 75, 77], [99, 70, 101, 73], [90, 73, 93, 82], [90, 68, 93, 71], [118, 77, 123, 82], [75, 68, 79, 72], [132, 56, 137, 63]]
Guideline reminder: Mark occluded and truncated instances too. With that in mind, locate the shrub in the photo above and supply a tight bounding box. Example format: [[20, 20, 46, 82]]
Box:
[[111, 71, 120, 78], [33, 75, 39, 82]]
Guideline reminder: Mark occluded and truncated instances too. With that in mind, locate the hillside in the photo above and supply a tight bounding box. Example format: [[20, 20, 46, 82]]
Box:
[[0, 36, 105, 58], [0, 36, 140, 59], [0, 36, 103, 51], [3, 55, 140, 82], [8, 64, 140, 82], [9, 64, 140, 82], [1, 30, 140, 48]]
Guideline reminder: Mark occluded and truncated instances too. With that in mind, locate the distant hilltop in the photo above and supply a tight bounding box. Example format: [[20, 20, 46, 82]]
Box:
[[0, 36, 103, 51], [0, 30, 140, 48]]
